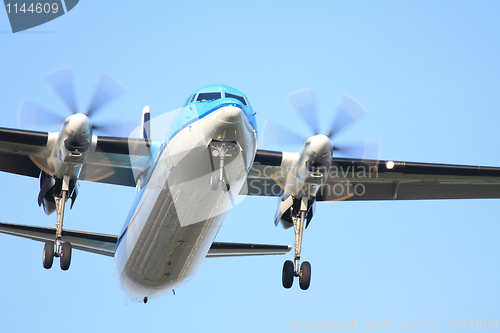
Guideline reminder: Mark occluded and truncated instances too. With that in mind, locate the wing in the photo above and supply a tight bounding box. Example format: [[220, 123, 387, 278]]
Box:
[[0, 222, 117, 256], [0, 222, 291, 258], [206, 242, 291, 257], [0, 127, 153, 187], [320, 158, 500, 201], [80, 136, 153, 187], [245, 149, 293, 196], [246, 149, 500, 200], [0, 127, 55, 177]]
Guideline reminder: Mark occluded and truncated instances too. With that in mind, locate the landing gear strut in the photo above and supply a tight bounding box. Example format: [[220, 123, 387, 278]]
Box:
[[210, 142, 237, 192], [282, 196, 311, 290], [43, 175, 73, 270]]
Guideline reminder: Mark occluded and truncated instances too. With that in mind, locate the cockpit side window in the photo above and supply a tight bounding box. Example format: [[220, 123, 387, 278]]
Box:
[[184, 94, 197, 107], [196, 92, 221, 102], [225, 92, 247, 106]]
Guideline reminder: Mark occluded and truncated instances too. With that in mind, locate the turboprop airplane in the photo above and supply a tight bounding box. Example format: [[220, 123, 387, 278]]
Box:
[[1, 69, 500, 303]]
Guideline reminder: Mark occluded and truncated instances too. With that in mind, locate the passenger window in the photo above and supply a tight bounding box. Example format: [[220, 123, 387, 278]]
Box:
[[225, 92, 247, 106], [196, 92, 221, 102]]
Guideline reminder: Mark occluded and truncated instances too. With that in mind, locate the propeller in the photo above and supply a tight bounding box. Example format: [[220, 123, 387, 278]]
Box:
[[285, 88, 320, 135], [43, 67, 78, 113], [262, 88, 380, 161], [18, 68, 130, 136]]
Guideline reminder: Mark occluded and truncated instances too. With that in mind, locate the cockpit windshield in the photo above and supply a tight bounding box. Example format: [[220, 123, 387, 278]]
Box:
[[196, 92, 221, 102], [225, 92, 247, 106]]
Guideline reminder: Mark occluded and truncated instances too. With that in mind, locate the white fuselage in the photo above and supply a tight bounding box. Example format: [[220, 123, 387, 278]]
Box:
[[114, 105, 257, 301]]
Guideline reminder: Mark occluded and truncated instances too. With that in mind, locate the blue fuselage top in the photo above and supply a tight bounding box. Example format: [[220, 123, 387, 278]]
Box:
[[166, 84, 257, 142]]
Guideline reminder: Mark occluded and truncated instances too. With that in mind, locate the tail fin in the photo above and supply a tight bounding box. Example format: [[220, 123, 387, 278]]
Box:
[[141, 106, 151, 143]]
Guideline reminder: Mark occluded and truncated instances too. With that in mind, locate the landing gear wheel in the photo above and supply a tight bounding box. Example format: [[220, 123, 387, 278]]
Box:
[[222, 170, 231, 192], [60, 242, 72, 271], [210, 172, 220, 191], [282, 260, 294, 289], [43, 241, 54, 269], [299, 261, 311, 290]]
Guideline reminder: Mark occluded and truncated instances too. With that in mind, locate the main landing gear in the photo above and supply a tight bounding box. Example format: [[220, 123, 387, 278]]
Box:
[[43, 175, 73, 271], [282, 196, 311, 290]]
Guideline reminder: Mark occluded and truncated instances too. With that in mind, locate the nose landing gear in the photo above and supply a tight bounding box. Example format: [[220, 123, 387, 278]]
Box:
[[210, 141, 238, 192]]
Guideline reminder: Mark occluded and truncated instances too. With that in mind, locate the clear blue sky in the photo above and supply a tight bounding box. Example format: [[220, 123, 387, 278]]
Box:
[[1, 1, 500, 332]]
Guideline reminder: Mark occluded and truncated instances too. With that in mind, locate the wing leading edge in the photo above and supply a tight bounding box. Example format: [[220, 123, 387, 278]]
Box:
[[246, 150, 500, 200], [0, 222, 291, 258]]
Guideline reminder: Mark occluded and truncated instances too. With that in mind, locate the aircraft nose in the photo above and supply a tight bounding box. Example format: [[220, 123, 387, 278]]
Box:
[[217, 106, 243, 124]]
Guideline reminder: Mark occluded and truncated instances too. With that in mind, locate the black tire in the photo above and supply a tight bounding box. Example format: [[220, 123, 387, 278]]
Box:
[[43, 241, 54, 269], [210, 173, 219, 191], [282, 260, 294, 289], [299, 261, 311, 290], [60, 242, 72, 271], [222, 171, 230, 192]]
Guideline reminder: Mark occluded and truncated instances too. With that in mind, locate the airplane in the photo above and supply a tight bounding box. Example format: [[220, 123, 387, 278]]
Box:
[[1, 69, 500, 303]]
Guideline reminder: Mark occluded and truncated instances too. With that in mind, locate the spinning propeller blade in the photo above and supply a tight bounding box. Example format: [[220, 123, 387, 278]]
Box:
[[263, 88, 379, 161], [327, 93, 366, 139], [285, 88, 320, 135], [92, 119, 138, 137], [19, 69, 129, 136], [333, 141, 381, 160], [261, 121, 308, 148], [43, 68, 78, 114], [18, 101, 66, 130], [86, 72, 125, 118]]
